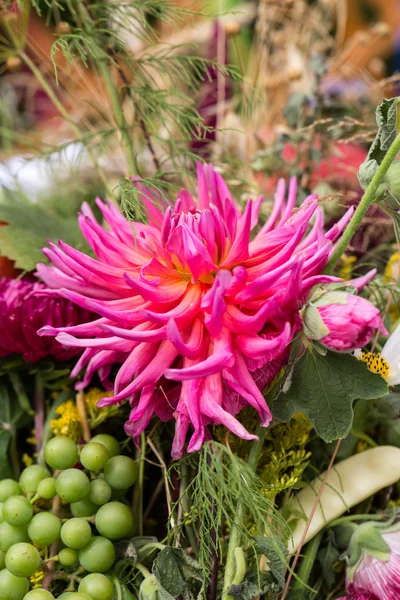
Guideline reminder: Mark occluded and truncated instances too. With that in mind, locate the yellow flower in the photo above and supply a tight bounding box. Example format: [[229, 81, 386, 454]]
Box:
[[385, 251, 400, 283], [50, 400, 81, 442], [338, 254, 357, 281], [22, 454, 33, 467], [29, 570, 44, 589], [26, 430, 36, 446], [356, 350, 390, 380], [84, 388, 118, 428]]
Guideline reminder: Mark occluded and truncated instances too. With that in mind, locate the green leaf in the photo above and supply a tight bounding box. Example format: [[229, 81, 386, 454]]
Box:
[[0, 193, 87, 271], [283, 93, 307, 129], [152, 548, 202, 598], [253, 536, 286, 589], [228, 572, 279, 600], [272, 350, 388, 443], [358, 98, 400, 189]]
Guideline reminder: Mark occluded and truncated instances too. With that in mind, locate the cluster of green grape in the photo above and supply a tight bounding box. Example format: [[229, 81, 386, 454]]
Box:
[[0, 434, 138, 600]]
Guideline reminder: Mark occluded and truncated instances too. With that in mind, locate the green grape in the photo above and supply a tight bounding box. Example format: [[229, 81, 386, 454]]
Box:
[[91, 434, 120, 459], [44, 436, 79, 471], [37, 478, 56, 500], [19, 466, 50, 494], [58, 548, 78, 567], [23, 590, 55, 600], [5, 543, 41, 577], [70, 498, 97, 518], [89, 480, 111, 506], [95, 502, 134, 540], [0, 549, 5, 570], [103, 456, 137, 490], [28, 512, 61, 546], [79, 573, 114, 600], [0, 502, 4, 523], [58, 594, 92, 600], [80, 443, 109, 472], [61, 518, 92, 549], [0, 480, 22, 502], [55, 470, 90, 503], [3, 496, 33, 527], [0, 568, 29, 600], [0, 523, 29, 552], [78, 536, 115, 573]]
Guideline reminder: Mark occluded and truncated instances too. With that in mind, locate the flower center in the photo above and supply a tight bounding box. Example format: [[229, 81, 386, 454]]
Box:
[[358, 351, 391, 380]]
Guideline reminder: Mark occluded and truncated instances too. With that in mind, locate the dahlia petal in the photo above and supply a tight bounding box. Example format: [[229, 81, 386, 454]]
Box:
[[99, 322, 167, 342], [200, 373, 258, 440], [235, 322, 292, 360], [166, 318, 204, 359], [347, 268, 377, 291], [98, 341, 178, 405], [123, 272, 188, 303], [256, 178, 286, 236], [115, 342, 158, 393], [55, 332, 131, 351], [220, 200, 252, 266]]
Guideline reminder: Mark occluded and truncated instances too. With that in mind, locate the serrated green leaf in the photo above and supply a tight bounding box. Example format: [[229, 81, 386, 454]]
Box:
[[253, 536, 286, 589], [228, 571, 279, 600], [358, 98, 400, 189], [272, 350, 388, 443], [152, 548, 202, 598], [0, 194, 87, 271]]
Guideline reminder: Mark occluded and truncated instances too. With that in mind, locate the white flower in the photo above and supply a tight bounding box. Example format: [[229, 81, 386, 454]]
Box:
[[381, 323, 400, 386]]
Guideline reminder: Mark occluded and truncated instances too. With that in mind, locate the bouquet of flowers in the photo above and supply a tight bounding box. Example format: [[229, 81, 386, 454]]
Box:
[[1, 1, 400, 599]]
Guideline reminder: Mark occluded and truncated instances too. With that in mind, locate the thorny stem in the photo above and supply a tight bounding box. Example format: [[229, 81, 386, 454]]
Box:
[[325, 131, 400, 273], [34, 374, 45, 459], [280, 439, 342, 600], [18, 51, 113, 197], [221, 424, 267, 600]]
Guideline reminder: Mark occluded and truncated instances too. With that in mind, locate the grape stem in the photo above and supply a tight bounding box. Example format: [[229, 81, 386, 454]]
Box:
[[42, 495, 61, 590]]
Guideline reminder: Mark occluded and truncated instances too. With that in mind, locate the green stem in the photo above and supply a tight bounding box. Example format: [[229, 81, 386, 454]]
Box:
[[324, 131, 400, 273], [328, 513, 385, 529], [96, 59, 138, 177], [222, 425, 267, 600], [74, 1, 137, 178], [351, 430, 378, 448], [181, 461, 199, 554], [18, 51, 113, 197], [133, 432, 146, 536], [290, 532, 322, 596]]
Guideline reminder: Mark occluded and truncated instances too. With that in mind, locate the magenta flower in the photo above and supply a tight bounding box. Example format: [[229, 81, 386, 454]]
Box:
[[37, 163, 357, 457], [0, 277, 92, 363], [336, 594, 377, 600], [344, 522, 400, 600], [302, 290, 387, 352]]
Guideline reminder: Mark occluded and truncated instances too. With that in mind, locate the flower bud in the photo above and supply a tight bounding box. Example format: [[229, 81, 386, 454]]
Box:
[[302, 291, 387, 351], [341, 520, 400, 600]]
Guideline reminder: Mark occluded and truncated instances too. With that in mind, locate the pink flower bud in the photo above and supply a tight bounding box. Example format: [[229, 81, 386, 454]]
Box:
[[302, 291, 387, 351], [343, 521, 400, 600]]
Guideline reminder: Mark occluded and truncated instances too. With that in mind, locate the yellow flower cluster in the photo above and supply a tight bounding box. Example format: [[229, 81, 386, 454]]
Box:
[[50, 400, 82, 442], [338, 254, 357, 281], [50, 389, 117, 441], [29, 570, 44, 589], [259, 414, 313, 499]]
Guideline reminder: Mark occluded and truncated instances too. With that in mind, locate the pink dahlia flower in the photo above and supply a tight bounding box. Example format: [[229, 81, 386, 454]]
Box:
[[302, 290, 387, 352], [0, 277, 92, 363], [38, 163, 358, 457]]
